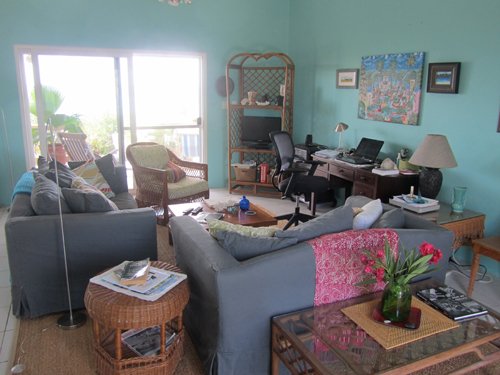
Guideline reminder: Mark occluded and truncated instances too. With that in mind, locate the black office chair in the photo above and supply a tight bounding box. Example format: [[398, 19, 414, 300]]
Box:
[[269, 131, 330, 230]]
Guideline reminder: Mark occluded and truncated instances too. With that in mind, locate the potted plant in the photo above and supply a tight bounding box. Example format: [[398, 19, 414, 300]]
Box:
[[30, 86, 83, 163]]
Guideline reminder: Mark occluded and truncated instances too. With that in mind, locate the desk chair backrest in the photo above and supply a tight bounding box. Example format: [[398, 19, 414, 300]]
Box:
[[270, 131, 295, 173]]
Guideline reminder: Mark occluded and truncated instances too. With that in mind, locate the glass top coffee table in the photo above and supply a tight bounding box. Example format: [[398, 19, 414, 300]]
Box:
[[272, 280, 500, 374]]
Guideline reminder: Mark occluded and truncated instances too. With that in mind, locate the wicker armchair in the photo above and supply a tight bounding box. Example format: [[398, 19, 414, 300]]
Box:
[[126, 142, 209, 225]]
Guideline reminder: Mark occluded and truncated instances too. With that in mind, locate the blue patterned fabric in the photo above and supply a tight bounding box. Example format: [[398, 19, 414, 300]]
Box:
[[11, 171, 35, 200]]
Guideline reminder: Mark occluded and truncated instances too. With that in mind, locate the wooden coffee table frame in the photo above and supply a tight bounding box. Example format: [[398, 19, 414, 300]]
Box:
[[272, 280, 500, 375], [84, 261, 189, 375], [168, 201, 278, 227]]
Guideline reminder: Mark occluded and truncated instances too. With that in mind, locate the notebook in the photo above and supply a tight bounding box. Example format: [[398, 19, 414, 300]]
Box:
[[337, 137, 384, 164]]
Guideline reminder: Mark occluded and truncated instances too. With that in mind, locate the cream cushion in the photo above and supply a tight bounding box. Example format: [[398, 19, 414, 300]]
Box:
[[353, 198, 383, 230], [167, 177, 208, 200]]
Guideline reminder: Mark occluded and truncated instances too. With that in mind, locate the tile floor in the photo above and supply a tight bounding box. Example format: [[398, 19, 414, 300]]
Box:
[[0, 190, 499, 374]]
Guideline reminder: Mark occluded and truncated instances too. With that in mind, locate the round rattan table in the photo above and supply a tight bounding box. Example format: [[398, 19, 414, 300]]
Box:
[[84, 261, 189, 375]]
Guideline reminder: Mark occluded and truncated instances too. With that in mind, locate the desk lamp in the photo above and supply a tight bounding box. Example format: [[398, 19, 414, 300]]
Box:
[[409, 134, 457, 199], [334, 122, 349, 151]]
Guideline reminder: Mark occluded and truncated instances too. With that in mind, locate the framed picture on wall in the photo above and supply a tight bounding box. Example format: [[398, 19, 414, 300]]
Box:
[[336, 69, 359, 89], [427, 62, 461, 94]]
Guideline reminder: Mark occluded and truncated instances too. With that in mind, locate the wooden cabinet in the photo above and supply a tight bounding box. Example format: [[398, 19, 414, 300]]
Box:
[[226, 52, 294, 197], [312, 155, 419, 203]]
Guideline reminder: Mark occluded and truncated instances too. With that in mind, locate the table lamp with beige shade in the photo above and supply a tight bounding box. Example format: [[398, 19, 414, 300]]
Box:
[[409, 134, 457, 199]]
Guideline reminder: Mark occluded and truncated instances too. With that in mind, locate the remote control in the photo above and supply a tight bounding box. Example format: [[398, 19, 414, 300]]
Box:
[[191, 206, 203, 215], [182, 208, 193, 215]]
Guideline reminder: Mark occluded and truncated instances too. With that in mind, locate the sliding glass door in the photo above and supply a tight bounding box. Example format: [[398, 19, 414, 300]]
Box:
[[16, 47, 206, 172]]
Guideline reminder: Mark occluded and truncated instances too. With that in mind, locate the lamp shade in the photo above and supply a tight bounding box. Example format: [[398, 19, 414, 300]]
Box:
[[409, 134, 457, 169], [335, 122, 349, 133]]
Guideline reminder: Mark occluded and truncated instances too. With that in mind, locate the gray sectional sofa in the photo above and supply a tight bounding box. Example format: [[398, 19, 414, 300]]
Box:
[[170, 196, 454, 375], [5, 164, 158, 318]]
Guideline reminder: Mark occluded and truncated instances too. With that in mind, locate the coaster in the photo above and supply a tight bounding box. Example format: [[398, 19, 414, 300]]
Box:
[[372, 305, 421, 330]]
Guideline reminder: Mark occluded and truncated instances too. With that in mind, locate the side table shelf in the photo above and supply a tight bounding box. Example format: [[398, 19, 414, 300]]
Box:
[[84, 261, 189, 375]]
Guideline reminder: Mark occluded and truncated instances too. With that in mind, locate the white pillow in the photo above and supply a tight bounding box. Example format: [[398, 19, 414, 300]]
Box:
[[353, 199, 383, 230]]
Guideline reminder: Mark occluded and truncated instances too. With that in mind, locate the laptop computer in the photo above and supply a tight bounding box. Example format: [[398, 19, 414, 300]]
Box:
[[338, 137, 384, 165]]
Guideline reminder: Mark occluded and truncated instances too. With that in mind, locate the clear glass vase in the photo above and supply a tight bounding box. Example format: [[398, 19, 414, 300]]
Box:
[[381, 281, 412, 322]]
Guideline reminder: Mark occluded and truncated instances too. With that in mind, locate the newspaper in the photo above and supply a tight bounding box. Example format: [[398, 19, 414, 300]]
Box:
[[90, 263, 186, 301], [122, 326, 176, 356]]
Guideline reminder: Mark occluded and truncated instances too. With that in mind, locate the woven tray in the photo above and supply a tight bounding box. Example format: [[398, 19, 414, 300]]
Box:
[[341, 298, 459, 349]]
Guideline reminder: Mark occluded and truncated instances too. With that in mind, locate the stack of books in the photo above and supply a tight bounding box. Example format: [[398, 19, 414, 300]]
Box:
[[417, 286, 488, 321], [389, 195, 440, 213]]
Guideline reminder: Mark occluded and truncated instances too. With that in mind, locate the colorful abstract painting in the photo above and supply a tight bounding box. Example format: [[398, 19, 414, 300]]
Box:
[[358, 52, 424, 125]]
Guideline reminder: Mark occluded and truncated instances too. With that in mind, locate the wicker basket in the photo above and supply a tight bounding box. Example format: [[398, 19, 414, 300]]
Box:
[[233, 166, 256, 182]]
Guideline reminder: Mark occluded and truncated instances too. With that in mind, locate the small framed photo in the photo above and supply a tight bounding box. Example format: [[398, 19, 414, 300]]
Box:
[[336, 69, 359, 89], [427, 62, 461, 94]]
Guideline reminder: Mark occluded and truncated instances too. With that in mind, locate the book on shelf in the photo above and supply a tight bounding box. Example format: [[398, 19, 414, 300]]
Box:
[[90, 262, 187, 301], [416, 286, 488, 321], [121, 326, 176, 357], [113, 258, 150, 286], [389, 195, 440, 213], [372, 168, 400, 176]]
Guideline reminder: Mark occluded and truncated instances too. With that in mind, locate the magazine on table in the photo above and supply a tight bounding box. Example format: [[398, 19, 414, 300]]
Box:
[[90, 262, 187, 301], [121, 326, 177, 356], [113, 258, 150, 286], [416, 286, 488, 321]]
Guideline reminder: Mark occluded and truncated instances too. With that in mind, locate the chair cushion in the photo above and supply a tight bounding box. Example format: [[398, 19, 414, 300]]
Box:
[[275, 203, 353, 242], [129, 144, 169, 169], [167, 177, 208, 200], [353, 198, 383, 230], [278, 174, 329, 194]]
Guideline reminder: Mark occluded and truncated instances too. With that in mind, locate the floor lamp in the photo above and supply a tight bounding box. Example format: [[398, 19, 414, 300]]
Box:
[[49, 124, 86, 329]]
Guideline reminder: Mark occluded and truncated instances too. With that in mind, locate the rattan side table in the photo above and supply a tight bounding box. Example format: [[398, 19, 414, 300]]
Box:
[[84, 261, 189, 375]]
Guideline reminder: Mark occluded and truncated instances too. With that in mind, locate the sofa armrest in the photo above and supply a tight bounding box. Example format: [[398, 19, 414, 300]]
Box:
[[5, 207, 157, 317]]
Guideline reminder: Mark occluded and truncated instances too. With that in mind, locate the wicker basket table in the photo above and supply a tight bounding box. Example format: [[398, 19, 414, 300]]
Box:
[[84, 261, 189, 375]]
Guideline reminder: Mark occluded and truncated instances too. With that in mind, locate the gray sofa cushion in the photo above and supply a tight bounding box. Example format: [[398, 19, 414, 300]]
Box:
[[372, 207, 405, 228], [95, 154, 129, 194], [43, 161, 76, 188], [215, 230, 298, 261], [31, 173, 71, 215], [62, 187, 119, 213], [275, 203, 353, 242]]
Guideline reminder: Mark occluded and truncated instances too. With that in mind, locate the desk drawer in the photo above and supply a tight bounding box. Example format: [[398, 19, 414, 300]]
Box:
[[329, 165, 354, 181], [353, 182, 376, 198], [354, 170, 377, 185]]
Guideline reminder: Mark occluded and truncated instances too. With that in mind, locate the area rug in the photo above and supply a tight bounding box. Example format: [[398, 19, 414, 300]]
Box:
[[13, 225, 203, 375]]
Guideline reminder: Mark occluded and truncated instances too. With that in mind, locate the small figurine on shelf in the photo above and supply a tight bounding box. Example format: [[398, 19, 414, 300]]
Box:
[[239, 196, 250, 211]]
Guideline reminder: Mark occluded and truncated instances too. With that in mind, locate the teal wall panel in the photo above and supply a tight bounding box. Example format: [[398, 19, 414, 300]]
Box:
[[289, 0, 500, 276], [0, 0, 290, 203]]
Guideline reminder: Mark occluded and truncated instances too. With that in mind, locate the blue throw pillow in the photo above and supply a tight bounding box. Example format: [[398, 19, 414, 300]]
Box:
[[11, 171, 35, 200]]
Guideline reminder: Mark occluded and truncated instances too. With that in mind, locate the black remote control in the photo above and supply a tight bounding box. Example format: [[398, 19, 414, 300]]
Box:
[[191, 206, 203, 215], [182, 208, 193, 215]]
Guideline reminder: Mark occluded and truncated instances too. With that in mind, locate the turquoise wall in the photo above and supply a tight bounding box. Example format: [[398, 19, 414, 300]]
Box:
[[289, 0, 500, 276], [0, 0, 289, 203], [1, 0, 499, 276]]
